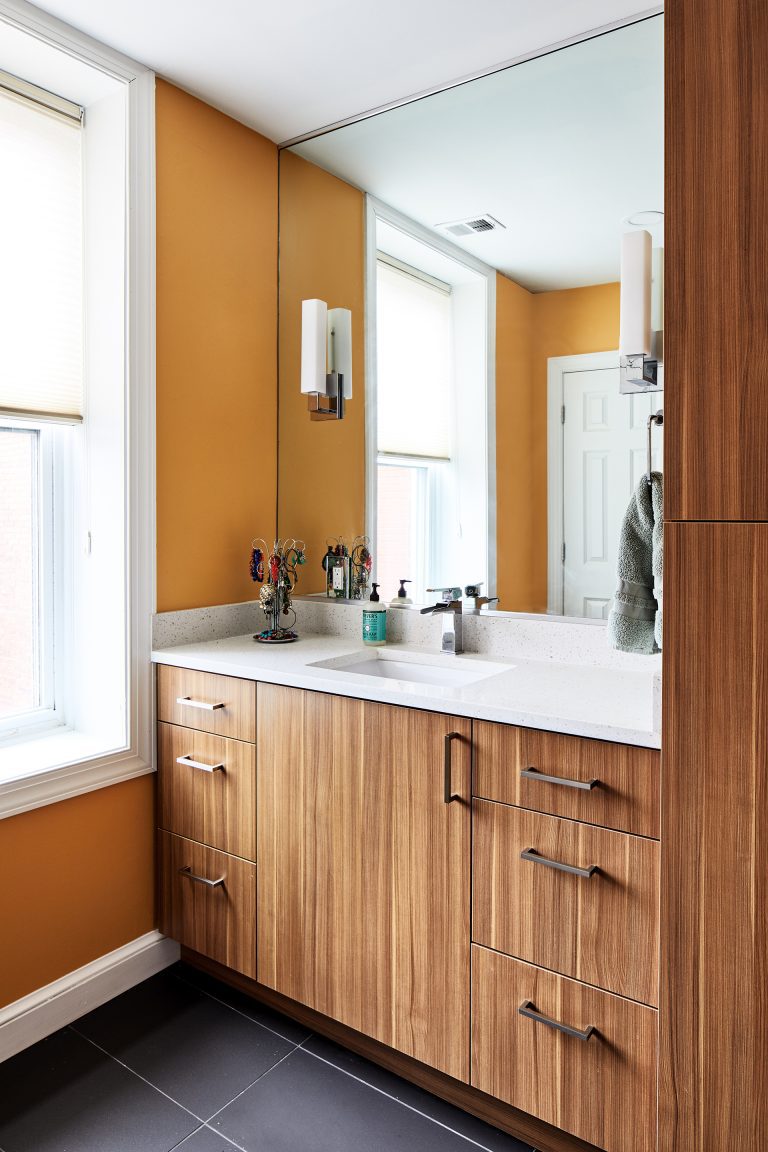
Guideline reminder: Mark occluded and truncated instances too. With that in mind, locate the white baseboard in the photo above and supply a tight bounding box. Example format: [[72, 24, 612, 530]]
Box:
[[0, 930, 180, 1063]]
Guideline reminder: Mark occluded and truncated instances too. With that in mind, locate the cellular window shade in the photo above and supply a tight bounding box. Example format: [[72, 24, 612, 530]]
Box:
[[376, 261, 453, 458], [0, 87, 83, 422]]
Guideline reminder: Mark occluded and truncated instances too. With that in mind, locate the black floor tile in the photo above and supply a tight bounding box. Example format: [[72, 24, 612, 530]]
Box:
[[172, 963, 312, 1045], [0, 1028, 198, 1152], [71, 971, 295, 1120], [212, 1046, 509, 1152], [172, 1126, 242, 1150], [303, 1034, 533, 1152]]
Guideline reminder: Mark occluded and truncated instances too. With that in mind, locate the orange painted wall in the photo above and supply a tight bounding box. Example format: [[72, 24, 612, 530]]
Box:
[[156, 80, 278, 611], [0, 776, 155, 1008], [495, 279, 620, 612], [277, 151, 366, 593]]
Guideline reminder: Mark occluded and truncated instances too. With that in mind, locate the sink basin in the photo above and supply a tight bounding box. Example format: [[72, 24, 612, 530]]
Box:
[[308, 650, 510, 689]]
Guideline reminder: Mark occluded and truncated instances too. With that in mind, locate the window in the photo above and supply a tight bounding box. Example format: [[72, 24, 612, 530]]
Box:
[[0, 83, 82, 741], [371, 216, 493, 605], [0, 19, 154, 817], [376, 258, 454, 600]]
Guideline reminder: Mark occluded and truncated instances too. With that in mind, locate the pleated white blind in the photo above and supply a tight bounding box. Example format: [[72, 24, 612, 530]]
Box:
[[0, 86, 83, 422], [376, 260, 453, 458]]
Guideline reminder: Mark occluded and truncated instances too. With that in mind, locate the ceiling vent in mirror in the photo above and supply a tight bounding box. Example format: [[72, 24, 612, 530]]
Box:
[[434, 214, 506, 238]]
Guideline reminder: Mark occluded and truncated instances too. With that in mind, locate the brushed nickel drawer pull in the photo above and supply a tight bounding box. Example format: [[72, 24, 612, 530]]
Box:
[[176, 754, 225, 773], [176, 696, 226, 711], [521, 847, 598, 879], [518, 999, 595, 1042], [444, 732, 460, 804], [178, 866, 224, 888], [521, 767, 598, 791]]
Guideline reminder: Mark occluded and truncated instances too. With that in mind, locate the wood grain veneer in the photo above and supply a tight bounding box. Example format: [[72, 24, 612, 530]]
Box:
[[660, 522, 768, 1150], [474, 722, 660, 839], [665, 0, 768, 520], [256, 683, 471, 1082], [182, 947, 605, 1152], [157, 722, 256, 860], [473, 800, 659, 1006], [472, 946, 657, 1152], [157, 664, 256, 742], [158, 830, 257, 979]]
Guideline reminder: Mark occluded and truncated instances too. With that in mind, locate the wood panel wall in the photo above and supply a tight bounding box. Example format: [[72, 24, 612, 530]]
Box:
[[662, 2, 768, 1149]]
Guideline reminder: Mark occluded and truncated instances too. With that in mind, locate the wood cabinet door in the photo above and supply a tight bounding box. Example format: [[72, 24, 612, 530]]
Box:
[[256, 683, 471, 1082], [666, 0, 768, 520], [661, 522, 768, 1151]]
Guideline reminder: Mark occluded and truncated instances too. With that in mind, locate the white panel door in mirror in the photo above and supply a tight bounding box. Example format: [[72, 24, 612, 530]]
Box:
[[562, 368, 662, 620]]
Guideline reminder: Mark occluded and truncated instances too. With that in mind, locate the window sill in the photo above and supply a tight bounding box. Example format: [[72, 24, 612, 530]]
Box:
[[0, 731, 154, 819]]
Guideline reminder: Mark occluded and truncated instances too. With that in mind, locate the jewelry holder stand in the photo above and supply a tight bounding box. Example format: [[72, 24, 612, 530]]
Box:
[[249, 538, 306, 643]]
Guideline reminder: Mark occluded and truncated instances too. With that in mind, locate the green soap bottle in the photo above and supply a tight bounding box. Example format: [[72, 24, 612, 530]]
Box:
[[362, 583, 387, 646]]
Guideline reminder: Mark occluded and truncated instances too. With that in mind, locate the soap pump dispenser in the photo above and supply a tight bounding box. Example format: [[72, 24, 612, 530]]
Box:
[[362, 583, 387, 646], [390, 579, 412, 608]]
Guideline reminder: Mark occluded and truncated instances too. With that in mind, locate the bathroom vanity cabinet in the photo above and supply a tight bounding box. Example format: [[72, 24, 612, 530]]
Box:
[[156, 663, 660, 1152]]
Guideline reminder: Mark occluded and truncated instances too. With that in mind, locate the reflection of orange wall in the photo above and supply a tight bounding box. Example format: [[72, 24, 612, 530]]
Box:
[[496, 279, 619, 613], [278, 152, 365, 593], [0, 776, 155, 1008], [156, 81, 278, 611]]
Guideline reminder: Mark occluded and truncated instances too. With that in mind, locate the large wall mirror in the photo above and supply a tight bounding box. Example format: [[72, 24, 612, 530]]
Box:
[[277, 13, 663, 618]]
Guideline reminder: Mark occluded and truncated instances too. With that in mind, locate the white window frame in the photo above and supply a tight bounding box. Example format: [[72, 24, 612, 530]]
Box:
[[365, 196, 497, 601], [0, 0, 156, 819]]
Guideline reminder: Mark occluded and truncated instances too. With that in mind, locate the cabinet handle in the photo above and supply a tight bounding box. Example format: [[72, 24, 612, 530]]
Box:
[[518, 1000, 595, 1042], [520, 767, 598, 791], [176, 696, 226, 711], [520, 847, 598, 879], [444, 732, 461, 804], [176, 754, 225, 773], [178, 866, 225, 889]]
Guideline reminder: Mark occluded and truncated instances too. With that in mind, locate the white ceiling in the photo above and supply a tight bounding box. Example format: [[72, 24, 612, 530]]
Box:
[[292, 16, 663, 292], [25, 0, 660, 142]]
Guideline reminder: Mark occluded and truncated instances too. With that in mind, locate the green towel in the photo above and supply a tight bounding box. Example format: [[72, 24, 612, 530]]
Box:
[[607, 472, 663, 654]]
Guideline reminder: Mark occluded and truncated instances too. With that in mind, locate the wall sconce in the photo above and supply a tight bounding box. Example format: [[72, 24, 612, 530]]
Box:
[[619, 229, 664, 394], [301, 298, 353, 420]]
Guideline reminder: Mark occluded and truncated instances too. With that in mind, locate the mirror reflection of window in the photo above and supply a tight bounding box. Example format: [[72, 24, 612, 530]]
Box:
[[376, 257, 454, 603]]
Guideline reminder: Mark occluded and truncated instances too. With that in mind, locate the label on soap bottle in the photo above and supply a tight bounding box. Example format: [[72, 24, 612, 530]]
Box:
[[363, 609, 386, 644]]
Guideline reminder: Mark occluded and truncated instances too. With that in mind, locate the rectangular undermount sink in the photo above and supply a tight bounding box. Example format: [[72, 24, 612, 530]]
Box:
[[308, 649, 510, 689]]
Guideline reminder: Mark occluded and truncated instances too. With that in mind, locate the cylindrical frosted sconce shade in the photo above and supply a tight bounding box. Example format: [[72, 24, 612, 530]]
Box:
[[301, 298, 328, 394], [619, 230, 652, 357]]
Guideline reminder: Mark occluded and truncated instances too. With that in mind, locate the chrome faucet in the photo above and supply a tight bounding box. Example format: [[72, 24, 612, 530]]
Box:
[[421, 586, 464, 654], [464, 583, 500, 613]]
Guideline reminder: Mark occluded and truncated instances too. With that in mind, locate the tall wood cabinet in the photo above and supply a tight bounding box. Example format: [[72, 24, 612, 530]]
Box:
[[256, 683, 472, 1082], [663, 1, 768, 1149]]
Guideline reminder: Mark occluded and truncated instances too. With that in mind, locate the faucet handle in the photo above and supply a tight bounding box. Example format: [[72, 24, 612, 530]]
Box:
[[464, 582, 484, 599], [426, 586, 462, 602]]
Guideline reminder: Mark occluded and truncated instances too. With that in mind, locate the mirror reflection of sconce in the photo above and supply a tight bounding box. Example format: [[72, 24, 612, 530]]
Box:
[[301, 298, 353, 420], [619, 228, 664, 394]]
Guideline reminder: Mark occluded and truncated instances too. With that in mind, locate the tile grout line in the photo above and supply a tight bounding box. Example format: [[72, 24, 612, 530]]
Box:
[[165, 1122, 206, 1151], [171, 970, 309, 1047], [298, 1046, 506, 1152], [202, 1044, 302, 1136], [68, 1025, 208, 1128]]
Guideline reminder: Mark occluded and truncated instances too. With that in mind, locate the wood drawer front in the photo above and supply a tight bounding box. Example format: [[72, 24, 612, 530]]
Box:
[[471, 946, 657, 1152], [157, 722, 256, 860], [473, 722, 660, 839], [158, 831, 256, 979], [157, 665, 256, 742], [473, 800, 659, 1006]]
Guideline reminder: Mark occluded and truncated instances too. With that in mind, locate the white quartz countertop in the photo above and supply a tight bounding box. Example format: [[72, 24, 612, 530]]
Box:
[[152, 632, 660, 749]]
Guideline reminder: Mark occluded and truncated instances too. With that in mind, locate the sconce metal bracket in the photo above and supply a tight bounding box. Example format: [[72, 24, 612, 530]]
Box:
[[308, 372, 345, 420]]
